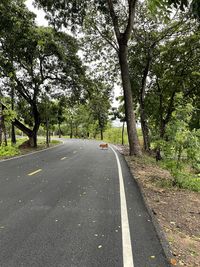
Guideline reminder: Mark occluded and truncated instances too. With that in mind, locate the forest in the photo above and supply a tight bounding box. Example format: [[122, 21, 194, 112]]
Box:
[[0, 0, 200, 190]]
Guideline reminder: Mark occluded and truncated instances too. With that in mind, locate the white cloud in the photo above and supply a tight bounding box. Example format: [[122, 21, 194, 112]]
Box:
[[25, 0, 48, 26]]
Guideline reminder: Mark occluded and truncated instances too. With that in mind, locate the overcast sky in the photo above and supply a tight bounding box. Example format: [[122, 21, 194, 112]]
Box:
[[26, 0, 48, 26]]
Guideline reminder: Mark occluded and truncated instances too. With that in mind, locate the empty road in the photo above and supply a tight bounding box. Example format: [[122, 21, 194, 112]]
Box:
[[0, 139, 170, 267]]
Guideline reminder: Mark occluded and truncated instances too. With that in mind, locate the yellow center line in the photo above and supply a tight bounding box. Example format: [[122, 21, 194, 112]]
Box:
[[61, 157, 67, 161], [28, 169, 42, 176]]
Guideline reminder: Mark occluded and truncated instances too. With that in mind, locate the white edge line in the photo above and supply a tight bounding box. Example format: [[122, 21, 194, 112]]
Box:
[[110, 145, 134, 267], [0, 141, 65, 163]]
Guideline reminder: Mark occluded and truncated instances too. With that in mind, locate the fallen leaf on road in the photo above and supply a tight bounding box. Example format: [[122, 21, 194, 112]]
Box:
[[170, 258, 177, 265]]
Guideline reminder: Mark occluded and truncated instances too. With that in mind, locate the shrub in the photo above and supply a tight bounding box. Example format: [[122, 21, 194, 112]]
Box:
[[0, 145, 19, 157]]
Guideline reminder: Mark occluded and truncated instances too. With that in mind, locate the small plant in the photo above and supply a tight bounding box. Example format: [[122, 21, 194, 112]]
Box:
[[156, 96, 200, 191], [0, 145, 19, 157]]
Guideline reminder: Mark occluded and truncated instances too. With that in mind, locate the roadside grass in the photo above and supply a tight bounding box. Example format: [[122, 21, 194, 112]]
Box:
[[101, 127, 200, 192], [158, 159, 200, 192], [100, 127, 129, 144], [129, 152, 200, 192], [0, 137, 62, 160], [0, 145, 20, 157], [96, 127, 143, 145]]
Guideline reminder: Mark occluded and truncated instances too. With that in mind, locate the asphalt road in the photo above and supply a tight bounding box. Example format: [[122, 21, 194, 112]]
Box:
[[0, 139, 170, 267]]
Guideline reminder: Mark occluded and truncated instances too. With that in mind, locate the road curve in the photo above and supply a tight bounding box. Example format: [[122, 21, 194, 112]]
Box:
[[0, 139, 170, 267]]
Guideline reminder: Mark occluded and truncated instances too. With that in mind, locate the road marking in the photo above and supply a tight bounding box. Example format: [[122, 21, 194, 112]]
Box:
[[61, 157, 67, 160], [110, 146, 134, 267], [28, 169, 42, 176]]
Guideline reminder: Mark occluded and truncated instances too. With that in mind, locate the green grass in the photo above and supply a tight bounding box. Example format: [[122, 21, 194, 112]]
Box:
[[129, 152, 200, 192], [158, 158, 200, 192], [50, 139, 62, 144], [0, 137, 61, 159], [174, 173, 200, 192], [100, 127, 128, 144], [0, 145, 20, 157]]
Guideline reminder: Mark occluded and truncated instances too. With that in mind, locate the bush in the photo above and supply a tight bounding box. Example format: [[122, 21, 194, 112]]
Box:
[[0, 145, 20, 157], [175, 173, 200, 192]]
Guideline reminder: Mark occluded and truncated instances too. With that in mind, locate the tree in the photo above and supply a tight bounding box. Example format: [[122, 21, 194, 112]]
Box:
[[148, 0, 200, 19], [129, 4, 187, 152], [0, 1, 85, 146], [167, 0, 200, 18], [34, 0, 142, 155], [143, 20, 200, 158], [0, 95, 16, 146]]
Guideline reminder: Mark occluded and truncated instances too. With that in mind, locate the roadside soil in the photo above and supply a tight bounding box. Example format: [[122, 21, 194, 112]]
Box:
[[116, 145, 200, 267]]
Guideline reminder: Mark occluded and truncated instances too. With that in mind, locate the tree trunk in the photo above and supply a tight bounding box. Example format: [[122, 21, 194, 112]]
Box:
[[0, 101, 37, 147], [11, 87, 16, 145], [100, 128, 103, 140], [2, 117, 7, 146], [121, 121, 125, 145], [140, 107, 150, 152], [70, 121, 73, 138], [11, 123, 16, 145], [58, 123, 62, 138], [118, 44, 142, 156], [75, 124, 78, 137], [31, 102, 40, 147], [139, 51, 152, 152], [46, 118, 49, 147], [1, 105, 7, 146], [0, 104, 2, 146]]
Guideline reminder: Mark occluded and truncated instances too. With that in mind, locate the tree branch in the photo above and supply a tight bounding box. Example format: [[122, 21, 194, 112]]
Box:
[[107, 0, 121, 39], [0, 101, 33, 136], [14, 76, 32, 104], [124, 0, 138, 43], [93, 23, 119, 52]]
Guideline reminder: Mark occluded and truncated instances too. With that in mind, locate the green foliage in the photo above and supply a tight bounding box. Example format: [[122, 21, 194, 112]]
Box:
[[152, 95, 200, 190], [96, 127, 129, 144], [174, 173, 200, 192], [0, 145, 19, 157], [148, 0, 200, 20], [50, 139, 61, 144], [161, 97, 200, 165], [0, 137, 61, 159]]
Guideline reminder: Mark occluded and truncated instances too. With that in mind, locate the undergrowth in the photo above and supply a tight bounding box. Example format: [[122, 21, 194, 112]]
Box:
[[0, 137, 61, 159], [0, 145, 20, 157], [130, 153, 200, 192], [159, 159, 200, 192]]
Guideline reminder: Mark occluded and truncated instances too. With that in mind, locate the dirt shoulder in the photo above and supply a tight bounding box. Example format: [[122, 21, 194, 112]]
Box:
[[116, 145, 200, 267]]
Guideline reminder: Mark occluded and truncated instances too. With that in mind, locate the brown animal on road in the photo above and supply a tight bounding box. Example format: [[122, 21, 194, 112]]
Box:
[[99, 143, 108, 149]]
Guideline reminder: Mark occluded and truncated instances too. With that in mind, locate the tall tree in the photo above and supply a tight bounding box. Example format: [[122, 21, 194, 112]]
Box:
[[129, 4, 186, 152], [34, 0, 142, 155], [0, 1, 85, 146], [144, 21, 200, 159]]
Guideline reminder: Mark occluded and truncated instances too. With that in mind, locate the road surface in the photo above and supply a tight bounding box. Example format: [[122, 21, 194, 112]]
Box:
[[0, 139, 170, 267]]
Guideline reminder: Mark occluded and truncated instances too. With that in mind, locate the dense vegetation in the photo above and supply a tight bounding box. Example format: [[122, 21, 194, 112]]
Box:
[[0, 0, 199, 189]]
